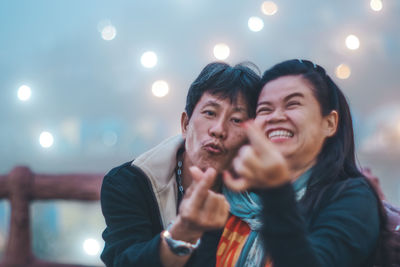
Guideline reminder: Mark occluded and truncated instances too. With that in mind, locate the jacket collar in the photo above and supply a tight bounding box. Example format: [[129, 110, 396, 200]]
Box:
[[132, 135, 184, 228]]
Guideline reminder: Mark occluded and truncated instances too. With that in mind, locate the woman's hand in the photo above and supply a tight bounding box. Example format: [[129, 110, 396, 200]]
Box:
[[223, 121, 290, 191]]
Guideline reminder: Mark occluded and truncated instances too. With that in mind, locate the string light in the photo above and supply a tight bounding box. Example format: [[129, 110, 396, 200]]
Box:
[[396, 120, 400, 136], [248, 17, 264, 32], [345, 35, 360, 50], [17, 85, 31, 101], [83, 239, 100, 256], [39, 132, 54, 148], [101, 25, 117, 41], [102, 131, 118, 147], [261, 1, 278, 16], [213, 43, 230, 60], [335, 64, 351, 79], [141, 51, 158, 68], [370, 0, 383, 11], [152, 80, 169, 97]]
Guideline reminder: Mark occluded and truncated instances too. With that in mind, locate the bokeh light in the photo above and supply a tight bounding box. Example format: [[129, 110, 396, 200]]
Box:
[[213, 43, 230, 60], [39, 132, 54, 148], [83, 238, 100, 256], [345, 34, 360, 50], [102, 131, 118, 147], [136, 118, 157, 139], [17, 85, 31, 101], [335, 64, 351, 79], [101, 25, 117, 41], [248, 16, 264, 32], [141, 51, 158, 68], [152, 80, 169, 98], [0, 231, 4, 251], [261, 1, 278, 16], [370, 0, 383, 11], [397, 120, 400, 136]]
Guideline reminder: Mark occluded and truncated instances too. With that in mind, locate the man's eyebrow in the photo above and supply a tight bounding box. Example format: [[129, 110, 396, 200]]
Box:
[[201, 100, 221, 108], [202, 100, 247, 113], [232, 106, 247, 113]]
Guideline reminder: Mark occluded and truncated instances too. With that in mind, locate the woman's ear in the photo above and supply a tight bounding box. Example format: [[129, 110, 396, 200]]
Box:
[[324, 110, 339, 137], [181, 112, 189, 139]]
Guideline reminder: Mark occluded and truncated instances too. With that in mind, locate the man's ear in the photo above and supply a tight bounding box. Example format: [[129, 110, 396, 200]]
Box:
[[181, 112, 189, 139], [324, 110, 339, 137]]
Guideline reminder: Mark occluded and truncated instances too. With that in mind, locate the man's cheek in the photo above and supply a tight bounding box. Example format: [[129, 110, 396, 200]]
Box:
[[233, 131, 248, 147]]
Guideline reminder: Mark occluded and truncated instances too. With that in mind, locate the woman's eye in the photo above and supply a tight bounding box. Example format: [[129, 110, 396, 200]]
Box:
[[287, 101, 300, 108], [256, 107, 272, 114]]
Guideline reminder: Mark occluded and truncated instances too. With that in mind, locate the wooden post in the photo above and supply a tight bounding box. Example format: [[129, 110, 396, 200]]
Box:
[[4, 167, 34, 266], [0, 166, 104, 267]]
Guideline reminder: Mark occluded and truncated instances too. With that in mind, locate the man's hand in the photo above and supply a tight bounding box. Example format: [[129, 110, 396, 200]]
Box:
[[160, 167, 229, 267], [169, 167, 230, 243], [223, 121, 290, 192]]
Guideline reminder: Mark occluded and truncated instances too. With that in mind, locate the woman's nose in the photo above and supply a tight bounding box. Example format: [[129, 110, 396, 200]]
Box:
[[268, 108, 287, 122]]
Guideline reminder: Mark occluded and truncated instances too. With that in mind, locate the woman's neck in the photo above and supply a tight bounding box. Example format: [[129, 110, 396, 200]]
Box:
[[289, 159, 316, 182]]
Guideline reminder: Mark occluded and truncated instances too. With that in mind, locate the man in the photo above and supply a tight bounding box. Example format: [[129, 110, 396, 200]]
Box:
[[100, 62, 260, 266]]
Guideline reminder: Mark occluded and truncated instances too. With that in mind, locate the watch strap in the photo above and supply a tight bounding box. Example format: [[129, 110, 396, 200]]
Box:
[[162, 228, 201, 256]]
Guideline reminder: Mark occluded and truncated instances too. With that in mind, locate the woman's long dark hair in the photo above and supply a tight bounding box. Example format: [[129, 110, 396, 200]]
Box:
[[260, 59, 388, 264]]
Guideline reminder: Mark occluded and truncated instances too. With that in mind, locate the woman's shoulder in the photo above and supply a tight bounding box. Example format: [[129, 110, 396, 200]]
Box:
[[320, 177, 378, 210], [328, 176, 373, 194]]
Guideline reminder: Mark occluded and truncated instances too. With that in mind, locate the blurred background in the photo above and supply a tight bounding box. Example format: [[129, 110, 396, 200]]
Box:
[[0, 0, 399, 265]]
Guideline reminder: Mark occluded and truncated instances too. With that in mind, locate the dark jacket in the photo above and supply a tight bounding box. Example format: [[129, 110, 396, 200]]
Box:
[[259, 178, 380, 267], [101, 154, 222, 267]]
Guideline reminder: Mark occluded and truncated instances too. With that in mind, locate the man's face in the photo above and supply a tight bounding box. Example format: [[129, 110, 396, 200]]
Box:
[[181, 92, 250, 173]]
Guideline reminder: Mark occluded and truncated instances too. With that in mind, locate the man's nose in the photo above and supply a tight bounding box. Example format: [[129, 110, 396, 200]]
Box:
[[209, 118, 227, 139]]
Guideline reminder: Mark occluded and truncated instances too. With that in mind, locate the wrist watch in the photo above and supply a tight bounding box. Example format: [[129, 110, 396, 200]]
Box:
[[162, 228, 201, 256]]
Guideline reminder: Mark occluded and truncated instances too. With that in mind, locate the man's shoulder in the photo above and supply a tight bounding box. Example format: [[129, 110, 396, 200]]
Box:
[[102, 161, 149, 190], [106, 161, 135, 177]]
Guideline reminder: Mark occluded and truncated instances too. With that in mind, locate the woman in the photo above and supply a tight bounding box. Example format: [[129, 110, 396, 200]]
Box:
[[217, 59, 386, 267]]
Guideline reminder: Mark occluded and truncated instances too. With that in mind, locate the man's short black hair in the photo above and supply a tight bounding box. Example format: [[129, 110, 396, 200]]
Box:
[[185, 62, 261, 118]]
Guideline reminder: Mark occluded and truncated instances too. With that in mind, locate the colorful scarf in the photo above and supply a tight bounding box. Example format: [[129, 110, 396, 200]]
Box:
[[219, 169, 312, 267]]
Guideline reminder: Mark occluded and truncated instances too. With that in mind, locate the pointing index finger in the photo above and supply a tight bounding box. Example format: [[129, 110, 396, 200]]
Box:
[[244, 121, 272, 154]]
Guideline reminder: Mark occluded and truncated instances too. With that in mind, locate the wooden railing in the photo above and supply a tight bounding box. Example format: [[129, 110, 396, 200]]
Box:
[[0, 166, 104, 267]]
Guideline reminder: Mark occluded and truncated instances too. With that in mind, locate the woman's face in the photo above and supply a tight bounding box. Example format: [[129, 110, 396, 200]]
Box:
[[255, 75, 337, 170]]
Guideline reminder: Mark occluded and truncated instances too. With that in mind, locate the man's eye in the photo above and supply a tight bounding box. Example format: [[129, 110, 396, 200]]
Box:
[[203, 110, 216, 116], [231, 118, 243, 124]]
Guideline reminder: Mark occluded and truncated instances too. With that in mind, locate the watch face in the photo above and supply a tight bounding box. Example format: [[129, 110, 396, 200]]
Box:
[[175, 246, 191, 256]]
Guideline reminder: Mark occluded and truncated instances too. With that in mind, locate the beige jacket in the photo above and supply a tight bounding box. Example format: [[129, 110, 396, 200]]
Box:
[[132, 135, 184, 229]]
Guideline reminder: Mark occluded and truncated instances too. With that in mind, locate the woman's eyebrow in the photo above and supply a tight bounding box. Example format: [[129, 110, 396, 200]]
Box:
[[284, 92, 304, 102], [257, 92, 304, 106], [257, 100, 272, 106]]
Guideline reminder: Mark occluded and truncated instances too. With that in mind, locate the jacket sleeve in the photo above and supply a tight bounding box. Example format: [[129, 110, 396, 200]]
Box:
[[100, 163, 164, 267], [259, 178, 380, 267]]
